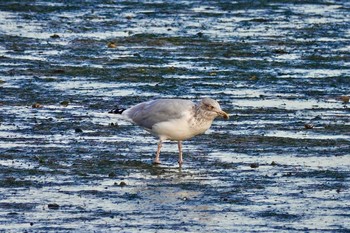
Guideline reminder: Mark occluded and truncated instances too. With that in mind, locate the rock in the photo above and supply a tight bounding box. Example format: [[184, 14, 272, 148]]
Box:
[[110, 122, 119, 127], [7, 212, 19, 216], [48, 203, 60, 210], [119, 181, 127, 187], [249, 75, 258, 81], [339, 96, 349, 104], [271, 161, 277, 166], [304, 124, 314, 129], [75, 128, 83, 133], [32, 103, 43, 108], [273, 49, 288, 54], [107, 42, 117, 48], [250, 163, 259, 168], [60, 100, 69, 107], [50, 34, 60, 39], [52, 69, 65, 74]]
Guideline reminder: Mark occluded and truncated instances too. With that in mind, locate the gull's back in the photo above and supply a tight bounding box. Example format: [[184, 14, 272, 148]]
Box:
[[123, 99, 195, 130]]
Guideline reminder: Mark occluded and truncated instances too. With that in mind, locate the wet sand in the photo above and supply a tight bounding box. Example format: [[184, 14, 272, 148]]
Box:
[[0, 1, 349, 232]]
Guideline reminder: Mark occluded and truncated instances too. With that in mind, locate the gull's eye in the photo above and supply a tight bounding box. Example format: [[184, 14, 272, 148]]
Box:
[[205, 104, 214, 110]]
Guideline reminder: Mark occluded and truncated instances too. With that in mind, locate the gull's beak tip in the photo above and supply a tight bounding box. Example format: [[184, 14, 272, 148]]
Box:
[[219, 111, 229, 120]]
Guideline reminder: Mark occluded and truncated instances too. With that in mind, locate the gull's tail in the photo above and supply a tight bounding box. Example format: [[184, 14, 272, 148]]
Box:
[[108, 108, 126, 114]]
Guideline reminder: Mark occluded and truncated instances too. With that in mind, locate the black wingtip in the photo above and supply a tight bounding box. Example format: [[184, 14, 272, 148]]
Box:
[[108, 108, 126, 114]]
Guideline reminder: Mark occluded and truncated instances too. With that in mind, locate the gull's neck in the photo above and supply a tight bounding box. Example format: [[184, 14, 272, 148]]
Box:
[[184, 104, 216, 136], [193, 104, 216, 123]]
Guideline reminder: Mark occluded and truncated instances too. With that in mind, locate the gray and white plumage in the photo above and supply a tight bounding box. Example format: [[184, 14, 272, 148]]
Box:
[[109, 98, 229, 167]]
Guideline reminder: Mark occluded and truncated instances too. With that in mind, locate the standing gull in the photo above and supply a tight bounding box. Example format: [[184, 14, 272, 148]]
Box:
[[108, 98, 229, 167]]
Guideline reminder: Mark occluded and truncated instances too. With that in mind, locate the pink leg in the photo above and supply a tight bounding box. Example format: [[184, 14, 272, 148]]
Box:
[[178, 141, 183, 167], [153, 140, 162, 164]]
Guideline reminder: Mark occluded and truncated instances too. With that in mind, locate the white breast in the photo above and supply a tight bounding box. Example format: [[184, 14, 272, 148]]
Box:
[[151, 116, 213, 141]]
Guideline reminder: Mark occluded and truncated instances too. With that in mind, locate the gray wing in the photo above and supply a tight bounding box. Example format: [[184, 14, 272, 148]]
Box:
[[124, 99, 195, 129]]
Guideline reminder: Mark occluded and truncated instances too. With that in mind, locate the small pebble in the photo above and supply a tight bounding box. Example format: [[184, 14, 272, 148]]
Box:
[[250, 163, 259, 168]]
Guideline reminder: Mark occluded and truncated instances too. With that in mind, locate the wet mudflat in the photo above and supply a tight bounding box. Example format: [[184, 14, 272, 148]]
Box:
[[0, 0, 349, 232]]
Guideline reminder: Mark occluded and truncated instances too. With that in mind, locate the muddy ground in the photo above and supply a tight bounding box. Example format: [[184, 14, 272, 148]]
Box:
[[0, 0, 349, 232]]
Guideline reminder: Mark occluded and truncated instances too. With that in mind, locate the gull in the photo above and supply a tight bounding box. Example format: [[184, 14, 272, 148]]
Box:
[[108, 98, 229, 167]]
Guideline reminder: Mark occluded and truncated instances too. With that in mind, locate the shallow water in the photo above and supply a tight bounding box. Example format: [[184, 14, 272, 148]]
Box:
[[0, 0, 349, 232]]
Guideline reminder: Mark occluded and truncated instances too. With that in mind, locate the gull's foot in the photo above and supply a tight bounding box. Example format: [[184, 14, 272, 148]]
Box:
[[153, 160, 161, 165], [178, 160, 183, 168]]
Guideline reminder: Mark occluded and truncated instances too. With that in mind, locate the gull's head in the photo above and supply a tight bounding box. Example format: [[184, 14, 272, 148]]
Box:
[[199, 98, 229, 120]]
